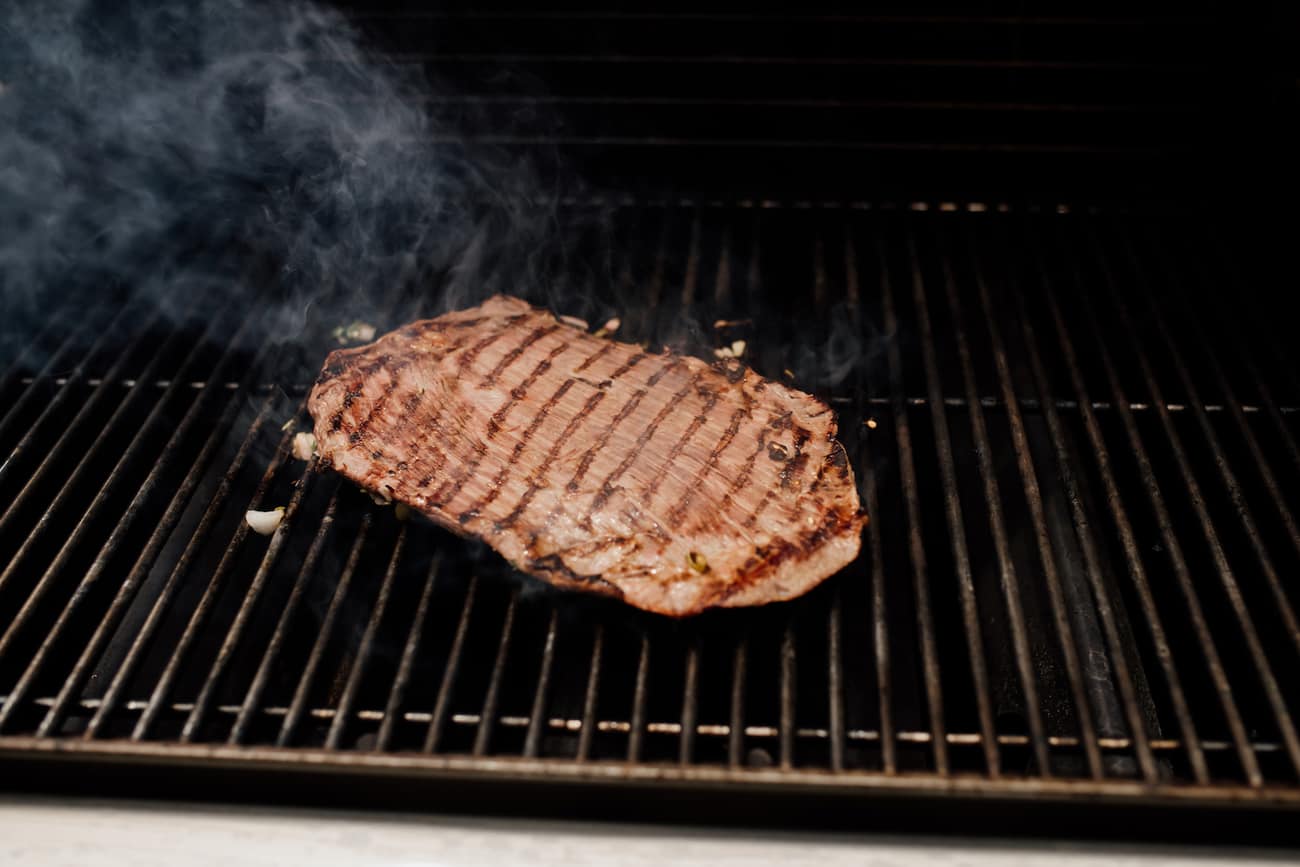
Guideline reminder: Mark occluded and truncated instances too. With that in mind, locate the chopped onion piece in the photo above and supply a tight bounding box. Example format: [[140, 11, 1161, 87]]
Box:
[[245, 507, 285, 536], [558, 314, 589, 330], [594, 317, 621, 338], [291, 432, 317, 461], [333, 321, 378, 345], [730, 339, 747, 357]]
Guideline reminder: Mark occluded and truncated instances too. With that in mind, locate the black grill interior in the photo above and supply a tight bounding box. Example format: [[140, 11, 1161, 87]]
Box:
[[1, 0, 1299, 836]]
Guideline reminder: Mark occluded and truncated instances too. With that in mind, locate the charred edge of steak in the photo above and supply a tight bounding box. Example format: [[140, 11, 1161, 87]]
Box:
[[718, 505, 861, 606], [527, 554, 627, 600]]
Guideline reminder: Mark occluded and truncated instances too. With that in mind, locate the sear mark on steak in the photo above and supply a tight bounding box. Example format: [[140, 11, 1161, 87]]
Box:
[[308, 295, 866, 616]]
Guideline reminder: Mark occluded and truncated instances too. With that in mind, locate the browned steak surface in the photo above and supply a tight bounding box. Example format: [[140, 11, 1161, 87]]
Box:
[[308, 295, 865, 616]]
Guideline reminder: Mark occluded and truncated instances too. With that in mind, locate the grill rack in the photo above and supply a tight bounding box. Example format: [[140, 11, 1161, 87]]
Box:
[[2, 203, 1299, 836]]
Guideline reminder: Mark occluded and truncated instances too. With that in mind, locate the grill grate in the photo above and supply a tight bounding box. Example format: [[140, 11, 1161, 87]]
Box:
[[2, 204, 1299, 823]]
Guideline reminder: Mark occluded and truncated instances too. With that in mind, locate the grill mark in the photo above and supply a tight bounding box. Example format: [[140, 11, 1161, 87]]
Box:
[[480, 323, 560, 388], [704, 424, 771, 533], [464, 376, 578, 518], [495, 388, 608, 533], [431, 340, 571, 506], [606, 350, 648, 381], [719, 507, 856, 604], [742, 426, 810, 530], [573, 341, 614, 374], [588, 369, 706, 516], [666, 406, 748, 527], [637, 389, 722, 508], [350, 361, 414, 440], [456, 314, 527, 372], [562, 358, 684, 496], [486, 340, 570, 438]]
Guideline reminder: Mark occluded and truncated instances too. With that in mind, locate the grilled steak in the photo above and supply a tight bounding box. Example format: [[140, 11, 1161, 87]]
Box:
[[308, 295, 865, 616]]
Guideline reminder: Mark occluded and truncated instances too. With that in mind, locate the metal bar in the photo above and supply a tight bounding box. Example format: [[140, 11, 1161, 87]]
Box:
[[679, 208, 702, 310], [181, 458, 320, 743], [229, 484, 343, 746], [827, 588, 845, 772], [472, 591, 519, 757], [0, 312, 100, 450], [275, 511, 374, 748], [727, 637, 748, 768], [0, 298, 244, 662], [1097, 222, 1300, 777], [0, 303, 82, 395], [0, 300, 196, 550], [131, 415, 298, 740], [0, 302, 151, 494], [904, 217, 1055, 774], [522, 609, 560, 758], [946, 223, 1104, 779], [875, 230, 948, 774], [1011, 233, 1160, 783], [846, 231, 895, 776], [422, 576, 479, 754], [779, 623, 796, 770], [27, 386, 249, 738], [1146, 231, 1300, 632], [325, 523, 409, 751], [83, 395, 276, 739], [1183, 234, 1300, 550], [915, 217, 1003, 774], [575, 624, 604, 762], [626, 634, 651, 762], [375, 553, 442, 752], [678, 639, 701, 765], [1038, 230, 1210, 784], [1067, 220, 1261, 785], [712, 225, 733, 307]]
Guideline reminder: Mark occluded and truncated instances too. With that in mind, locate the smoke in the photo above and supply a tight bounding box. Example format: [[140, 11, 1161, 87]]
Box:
[[0, 0, 571, 364]]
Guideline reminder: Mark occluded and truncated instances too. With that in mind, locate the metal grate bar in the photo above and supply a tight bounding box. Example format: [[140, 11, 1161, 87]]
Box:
[[1096, 226, 1300, 778], [914, 221, 1065, 775], [0, 297, 245, 672], [727, 637, 747, 768], [1146, 235, 1300, 645], [522, 609, 559, 759], [1063, 226, 1262, 784], [626, 634, 650, 762], [422, 575, 478, 754], [827, 589, 845, 772], [954, 224, 1106, 778], [473, 590, 519, 756], [230, 485, 343, 746], [0, 302, 151, 498], [1187, 240, 1300, 558], [375, 553, 442, 752], [326, 522, 408, 750], [1008, 231, 1160, 783], [574, 623, 604, 762], [0, 303, 190, 577], [82, 394, 277, 739], [29, 386, 249, 738], [778, 623, 795, 770], [845, 232, 896, 776], [876, 230, 948, 774], [0, 309, 103, 450], [276, 509, 374, 747], [679, 640, 701, 765], [1037, 229, 1210, 784], [181, 454, 321, 743]]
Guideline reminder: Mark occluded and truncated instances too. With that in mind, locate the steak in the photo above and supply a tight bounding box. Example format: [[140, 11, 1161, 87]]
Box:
[[308, 295, 866, 616]]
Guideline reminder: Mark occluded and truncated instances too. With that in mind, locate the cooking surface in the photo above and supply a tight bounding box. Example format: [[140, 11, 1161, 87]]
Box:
[[2, 203, 1299, 825]]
